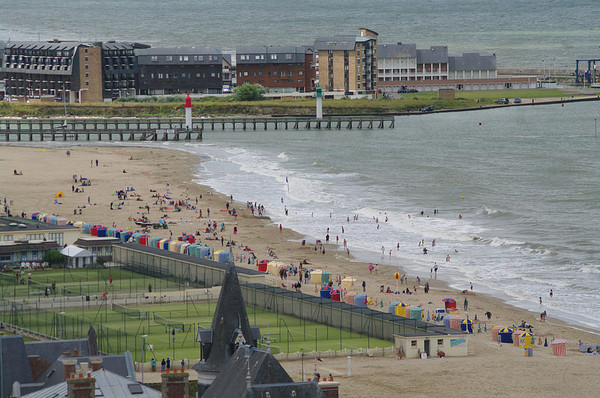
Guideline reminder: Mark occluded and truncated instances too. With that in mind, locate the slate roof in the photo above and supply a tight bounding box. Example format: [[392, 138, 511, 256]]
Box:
[[416, 46, 448, 64], [194, 248, 259, 374], [135, 47, 222, 66], [314, 36, 358, 51], [448, 52, 496, 71], [378, 43, 417, 59], [21, 368, 160, 398], [235, 46, 310, 64], [3, 41, 82, 52], [24, 338, 91, 364], [203, 346, 325, 398], [0, 216, 78, 234], [0, 335, 33, 397]]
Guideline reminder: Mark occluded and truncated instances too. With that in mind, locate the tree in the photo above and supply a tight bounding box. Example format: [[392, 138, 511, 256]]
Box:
[[231, 84, 266, 101], [43, 250, 66, 267]]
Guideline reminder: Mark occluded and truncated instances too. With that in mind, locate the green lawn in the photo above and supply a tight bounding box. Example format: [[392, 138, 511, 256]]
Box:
[[0, 268, 182, 299], [6, 300, 392, 363]]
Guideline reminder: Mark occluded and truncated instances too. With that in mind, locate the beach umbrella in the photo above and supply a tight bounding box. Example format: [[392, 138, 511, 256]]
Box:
[[55, 192, 64, 198]]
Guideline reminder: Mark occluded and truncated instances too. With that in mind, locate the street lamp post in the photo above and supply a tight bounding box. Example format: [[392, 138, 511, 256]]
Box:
[[141, 334, 148, 383], [59, 311, 65, 339]]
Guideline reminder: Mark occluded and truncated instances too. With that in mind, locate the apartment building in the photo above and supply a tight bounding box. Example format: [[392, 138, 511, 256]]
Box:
[[0, 41, 103, 102], [235, 45, 315, 93], [314, 28, 378, 93], [101, 41, 149, 100], [448, 52, 497, 80], [135, 46, 223, 95]]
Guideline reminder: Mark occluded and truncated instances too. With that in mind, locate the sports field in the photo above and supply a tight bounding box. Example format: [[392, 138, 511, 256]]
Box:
[[0, 267, 181, 299]]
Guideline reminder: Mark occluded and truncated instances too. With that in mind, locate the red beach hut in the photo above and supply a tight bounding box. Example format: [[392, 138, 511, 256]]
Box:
[[442, 298, 457, 311], [551, 339, 568, 356]]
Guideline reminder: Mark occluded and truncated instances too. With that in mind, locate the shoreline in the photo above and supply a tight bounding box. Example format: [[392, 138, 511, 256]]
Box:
[[1, 143, 598, 338]]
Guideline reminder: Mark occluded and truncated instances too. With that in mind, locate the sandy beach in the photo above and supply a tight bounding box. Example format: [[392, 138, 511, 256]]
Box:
[[1, 144, 599, 397]]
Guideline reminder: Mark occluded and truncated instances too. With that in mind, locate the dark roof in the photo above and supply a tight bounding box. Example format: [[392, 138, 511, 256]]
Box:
[[194, 248, 259, 374], [135, 47, 222, 66], [235, 46, 310, 64], [38, 352, 135, 387], [22, 368, 160, 398], [416, 46, 448, 64], [25, 338, 91, 364], [203, 346, 325, 398], [313, 36, 358, 51], [448, 52, 496, 71], [0, 335, 34, 397], [74, 237, 120, 247], [0, 240, 60, 253], [102, 42, 150, 50], [3, 41, 84, 52], [378, 43, 417, 58], [0, 216, 79, 233]]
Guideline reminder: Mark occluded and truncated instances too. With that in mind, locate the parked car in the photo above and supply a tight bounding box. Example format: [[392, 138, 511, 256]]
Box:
[[495, 98, 509, 104], [420, 105, 434, 112], [513, 97, 522, 103]]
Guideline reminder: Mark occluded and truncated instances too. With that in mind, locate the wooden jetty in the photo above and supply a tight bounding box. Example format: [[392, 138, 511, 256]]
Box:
[[0, 115, 395, 142]]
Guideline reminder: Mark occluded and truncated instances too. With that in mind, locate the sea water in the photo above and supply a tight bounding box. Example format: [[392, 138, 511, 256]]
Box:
[[1, 0, 599, 68], [158, 102, 600, 331]]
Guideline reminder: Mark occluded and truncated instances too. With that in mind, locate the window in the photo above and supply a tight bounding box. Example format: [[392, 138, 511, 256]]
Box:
[[0, 254, 10, 261], [198, 56, 204, 61], [240, 55, 249, 61], [285, 54, 292, 60], [86, 81, 89, 86], [298, 71, 303, 76], [183, 55, 189, 61], [243, 72, 248, 76], [272, 71, 277, 76], [158, 73, 163, 79], [273, 79, 279, 83], [85, 73, 89, 78], [411, 340, 417, 347], [211, 72, 215, 77], [193, 56, 198, 61], [437, 339, 444, 346], [258, 71, 263, 76], [270, 54, 277, 60], [166, 56, 173, 61], [84, 57, 88, 62], [151, 56, 158, 62], [281, 71, 286, 77], [289, 71, 293, 77], [181, 73, 186, 78], [85, 64, 88, 69]]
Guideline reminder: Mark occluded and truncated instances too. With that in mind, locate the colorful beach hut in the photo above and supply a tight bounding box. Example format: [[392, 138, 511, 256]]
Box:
[[96, 226, 107, 237], [319, 285, 332, 299], [149, 237, 162, 248], [162, 239, 172, 250], [169, 241, 180, 252], [267, 261, 287, 276], [498, 328, 515, 343], [443, 315, 455, 328], [409, 307, 424, 320], [551, 339, 568, 356], [491, 326, 506, 342], [179, 242, 190, 254], [321, 271, 333, 285], [461, 318, 473, 333], [90, 225, 101, 236], [257, 260, 268, 273], [345, 291, 357, 305], [121, 231, 133, 243], [518, 332, 535, 348], [341, 277, 357, 290], [394, 303, 407, 317], [354, 293, 368, 308], [450, 316, 464, 330], [217, 250, 230, 263], [388, 302, 400, 314], [443, 298, 457, 311], [139, 234, 150, 246], [107, 228, 118, 237], [82, 223, 92, 234], [330, 289, 341, 302], [310, 270, 323, 283]]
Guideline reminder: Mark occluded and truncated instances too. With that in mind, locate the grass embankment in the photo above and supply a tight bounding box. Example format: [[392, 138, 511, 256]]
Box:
[[0, 89, 585, 118]]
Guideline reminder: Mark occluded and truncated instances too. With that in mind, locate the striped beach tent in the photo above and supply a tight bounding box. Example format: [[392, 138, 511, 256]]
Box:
[[551, 339, 568, 356]]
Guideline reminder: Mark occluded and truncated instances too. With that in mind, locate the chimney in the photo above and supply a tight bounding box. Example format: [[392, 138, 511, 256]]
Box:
[[63, 358, 78, 380], [67, 376, 95, 398], [89, 357, 103, 371], [161, 372, 189, 398]]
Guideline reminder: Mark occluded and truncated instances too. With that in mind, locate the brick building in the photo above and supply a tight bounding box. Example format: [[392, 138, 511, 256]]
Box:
[[235, 45, 315, 93], [101, 41, 149, 100], [314, 28, 378, 94], [135, 46, 223, 95]]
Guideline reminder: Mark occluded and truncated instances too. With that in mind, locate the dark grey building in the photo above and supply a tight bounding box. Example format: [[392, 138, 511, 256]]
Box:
[[100, 41, 149, 100], [135, 47, 223, 95]]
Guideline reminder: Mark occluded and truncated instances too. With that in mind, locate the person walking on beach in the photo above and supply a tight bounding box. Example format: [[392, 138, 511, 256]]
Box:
[[550, 289, 553, 298], [463, 297, 468, 310], [362, 280, 366, 292]]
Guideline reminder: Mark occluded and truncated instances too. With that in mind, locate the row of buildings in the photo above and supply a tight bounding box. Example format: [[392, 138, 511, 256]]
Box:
[[0, 28, 536, 102]]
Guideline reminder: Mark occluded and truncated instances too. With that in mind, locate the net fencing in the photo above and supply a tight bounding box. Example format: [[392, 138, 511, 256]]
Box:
[[112, 303, 144, 319], [152, 312, 185, 332]]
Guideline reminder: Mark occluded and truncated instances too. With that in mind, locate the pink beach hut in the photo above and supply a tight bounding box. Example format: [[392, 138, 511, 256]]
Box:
[[330, 289, 341, 302], [449, 316, 464, 330], [492, 326, 506, 342], [551, 339, 568, 356], [345, 291, 357, 305]]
